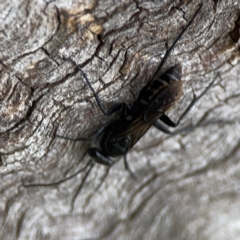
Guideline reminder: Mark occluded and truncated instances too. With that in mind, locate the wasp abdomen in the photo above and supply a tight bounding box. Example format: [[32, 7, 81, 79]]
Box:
[[144, 80, 183, 120], [140, 64, 182, 106], [162, 64, 182, 83]]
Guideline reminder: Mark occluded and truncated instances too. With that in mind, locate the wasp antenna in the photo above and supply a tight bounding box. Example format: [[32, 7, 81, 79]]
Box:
[[151, 4, 202, 83]]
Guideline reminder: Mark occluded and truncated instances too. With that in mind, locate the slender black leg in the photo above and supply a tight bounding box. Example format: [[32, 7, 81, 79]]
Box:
[[124, 154, 137, 179], [88, 148, 114, 166], [159, 114, 177, 127], [68, 58, 124, 116], [150, 4, 202, 85], [154, 120, 172, 134], [56, 123, 110, 141], [156, 72, 220, 131], [23, 160, 94, 187]]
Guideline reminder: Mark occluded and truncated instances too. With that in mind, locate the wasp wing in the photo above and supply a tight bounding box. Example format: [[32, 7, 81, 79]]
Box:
[[115, 115, 157, 149], [116, 80, 183, 149]]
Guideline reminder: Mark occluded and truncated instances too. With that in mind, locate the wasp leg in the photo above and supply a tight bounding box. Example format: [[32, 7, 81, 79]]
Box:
[[107, 102, 130, 117], [68, 58, 125, 116], [123, 154, 137, 179], [88, 148, 113, 166], [23, 160, 94, 187], [156, 72, 220, 133], [56, 135, 93, 141], [56, 123, 110, 141], [150, 4, 202, 85], [153, 119, 172, 134]]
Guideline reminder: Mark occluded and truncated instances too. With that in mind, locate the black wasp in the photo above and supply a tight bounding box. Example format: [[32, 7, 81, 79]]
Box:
[[55, 4, 216, 174], [58, 6, 203, 165], [24, 4, 217, 187]]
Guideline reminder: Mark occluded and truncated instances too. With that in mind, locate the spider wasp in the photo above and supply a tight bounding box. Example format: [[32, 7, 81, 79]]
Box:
[[25, 3, 219, 186], [56, 4, 209, 170]]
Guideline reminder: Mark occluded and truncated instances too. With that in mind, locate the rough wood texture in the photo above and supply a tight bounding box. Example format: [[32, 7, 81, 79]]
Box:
[[0, 0, 239, 239]]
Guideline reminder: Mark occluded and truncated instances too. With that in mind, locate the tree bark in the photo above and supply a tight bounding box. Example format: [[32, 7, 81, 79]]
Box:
[[0, 0, 240, 239]]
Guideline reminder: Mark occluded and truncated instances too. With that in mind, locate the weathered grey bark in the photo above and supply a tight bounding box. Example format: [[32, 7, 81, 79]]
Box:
[[0, 0, 240, 239]]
